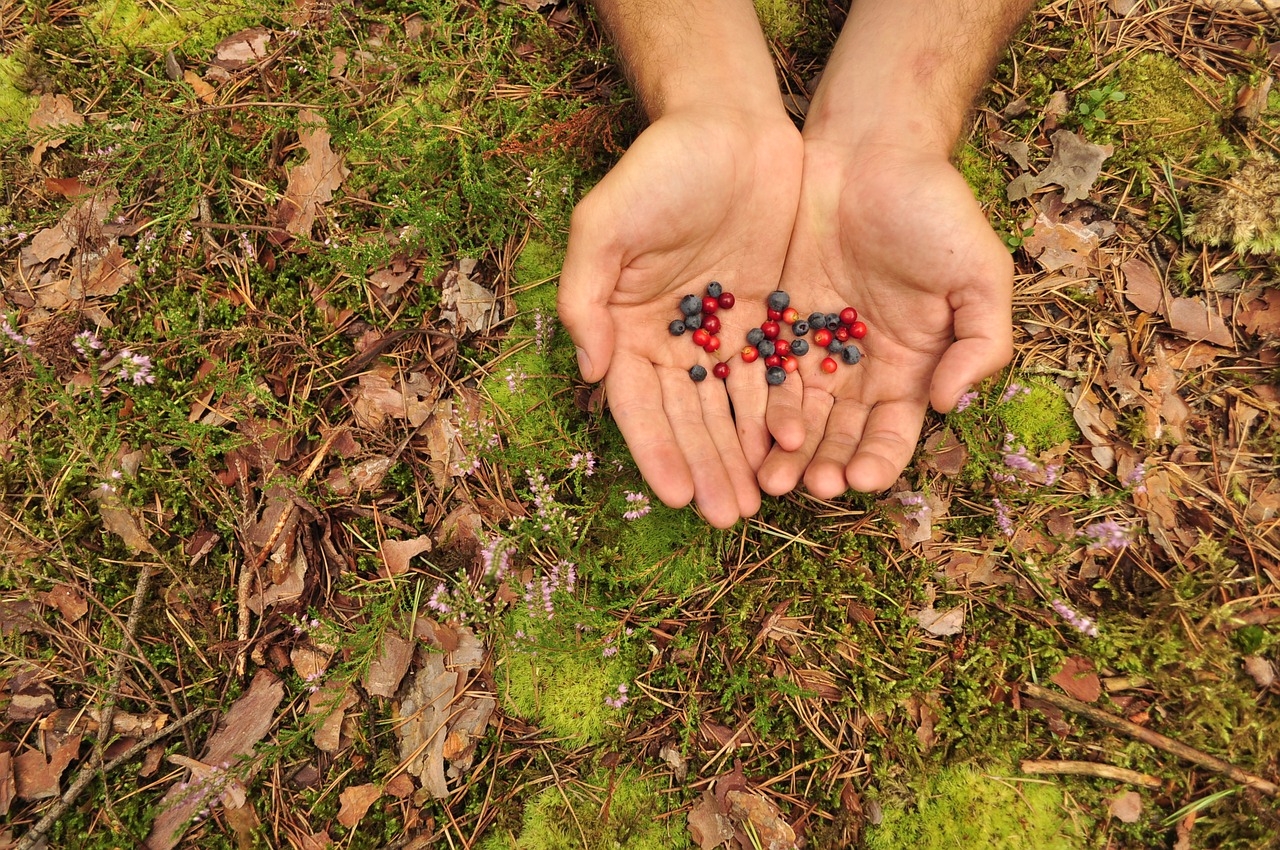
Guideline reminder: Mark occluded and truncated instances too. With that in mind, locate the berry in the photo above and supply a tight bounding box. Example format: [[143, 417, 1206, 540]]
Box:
[[761, 321, 780, 340], [741, 345, 760, 363], [756, 340, 776, 358], [782, 356, 799, 374], [813, 328, 833, 347], [767, 308, 783, 321], [668, 320, 686, 336], [840, 307, 858, 325], [782, 307, 800, 324], [680, 294, 701, 317], [826, 339, 844, 355], [712, 362, 730, 379], [820, 357, 838, 374], [689, 365, 707, 382], [702, 314, 721, 334], [850, 321, 868, 339], [765, 366, 787, 385], [792, 320, 809, 336], [834, 326, 850, 342], [841, 345, 862, 365], [685, 313, 703, 330], [706, 281, 723, 298], [746, 328, 765, 347], [702, 296, 719, 315], [790, 338, 809, 356], [767, 291, 790, 312], [703, 335, 721, 353], [826, 313, 840, 328], [692, 328, 711, 347], [717, 292, 736, 310], [807, 312, 827, 330], [764, 354, 782, 368], [774, 338, 790, 356]]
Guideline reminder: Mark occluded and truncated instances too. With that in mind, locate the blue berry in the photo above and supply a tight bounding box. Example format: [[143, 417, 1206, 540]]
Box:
[[680, 294, 702, 317], [792, 320, 809, 336], [765, 366, 786, 385], [706, 281, 723, 298], [689, 365, 708, 382], [825, 312, 840, 328], [669, 320, 686, 336], [808, 312, 827, 330], [826, 339, 844, 355], [767, 291, 790, 312], [755, 340, 776, 358], [790, 338, 809, 356], [746, 328, 765, 347], [841, 345, 862, 365], [684, 313, 703, 330]]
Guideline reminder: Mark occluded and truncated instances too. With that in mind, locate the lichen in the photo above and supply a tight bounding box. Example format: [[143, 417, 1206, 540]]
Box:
[[84, 0, 255, 52], [1185, 154, 1280, 255], [865, 765, 1087, 850], [498, 641, 625, 746]]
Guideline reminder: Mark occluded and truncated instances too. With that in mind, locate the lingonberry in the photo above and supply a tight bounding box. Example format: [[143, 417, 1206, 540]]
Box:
[[841, 345, 862, 365], [756, 340, 776, 358], [703, 335, 721, 353], [712, 362, 730, 380], [761, 321, 780, 340], [717, 292, 736, 310], [820, 357, 838, 374], [668, 320, 686, 336], [764, 354, 782, 368], [781, 356, 799, 374], [781, 307, 800, 324], [840, 307, 857, 325], [680, 294, 701, 316], [792, 320, 809, 336], [692, 328, 711, 347], [689, 365, 707, 381], [774, 338, 790, 356], [765, 366, 786, 385], [767, 291, 790, 312], [746, 328, 764, 347], [702, 296, 719, 315], [741, 345, 760, 363], [790, 338, 809, 356], [702, 314, 721, 335], [767, 308, 783, 321], [813, 328, 833, 347], [834, 326, 850, 342], [706, 281, 723, 298], [849, 321, 867, 339]]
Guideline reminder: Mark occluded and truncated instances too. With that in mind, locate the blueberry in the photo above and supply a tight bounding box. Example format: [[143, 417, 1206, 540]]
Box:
[[765, 366, 786, 386], [790, 338, 809, 356], [706, 281, 723, 298], [767, 291, 790, 312], [684, 313, 703, 330], [755, 340, 776, 358], [668, 320, 686, 336], [826, 339, 844, 355], [841, 345, 862, 365], [792, 320, 809, 336], [807, 312, 827, 330], [826, 312, 840, 328], [689, 364, 708, 382], [746, 328, 765, 347], [680, 294, 702, 317]]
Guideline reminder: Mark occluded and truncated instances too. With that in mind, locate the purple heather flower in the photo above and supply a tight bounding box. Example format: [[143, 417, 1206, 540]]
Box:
[[604, 683, 630, 709], [992, 497, 1014, 537], [117, 350, 155, 385], [73, 330, 104, 358], [1, 315, 35, 349], [954, 390, 979, 412], [1124, 462, 1148, 494], [1001, 434, 1039, 474], [569, 451, 596, 476], [504, 368, 526, 393], [1051, 598, 1100, 637], [1081, 519, 1130, 552], [623, 491, 651, 521], [238, 232, 256, 261], [1000, 383, 1032, 403]]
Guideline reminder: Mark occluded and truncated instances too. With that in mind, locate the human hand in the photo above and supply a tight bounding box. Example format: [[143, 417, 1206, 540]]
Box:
[[559, 108, 803, 527], [757, 140, 1014, 497]]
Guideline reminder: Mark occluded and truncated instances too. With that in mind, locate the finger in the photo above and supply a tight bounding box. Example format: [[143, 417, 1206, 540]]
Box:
[[757, 387, 833, 497], [803, 395, 871, 499], [725, 352, 771, 471], [698, 373, 762, 520], [656, 366, 742, 529], [845, 398, 928, 492], [764, 365, 806, 452], [559, 195, 620, 382], [605, 354, 694, 508], [931, 251, 1014, 412]]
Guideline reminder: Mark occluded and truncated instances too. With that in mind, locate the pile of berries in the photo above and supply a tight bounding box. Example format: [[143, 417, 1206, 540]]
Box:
[[741, 290, 865, 385], [670, 281, 736, 381]]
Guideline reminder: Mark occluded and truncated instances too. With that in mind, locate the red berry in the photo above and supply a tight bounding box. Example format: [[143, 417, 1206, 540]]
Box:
[[712, 362, 730, 380], [703, 335, 721, 353], [821, 357, 838, 374], [840, 307, 858, 325], [774, 338, 790, 356], [692, 328, 710, 347], [834, 326, 850, 342], [761, 321, 780, 340], [813, 328, 833, 347], [740, 345, 759, 363], [702, 296, 719, 315], [702, 314, 721, 334], [767, 308, 782, 321], [782, 307, 800, 324], [717, 292, 736, 310], [850, 321, 868, 339], [764, 354, 782, 368], [781, 356, 799, 374]]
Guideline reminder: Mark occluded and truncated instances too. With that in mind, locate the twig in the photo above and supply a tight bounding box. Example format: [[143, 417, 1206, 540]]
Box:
[[1021, 683, 1280, 797], [15, 708, 208, 850], [92, 562, 154, 770], [1020, 759, 1163, 788]]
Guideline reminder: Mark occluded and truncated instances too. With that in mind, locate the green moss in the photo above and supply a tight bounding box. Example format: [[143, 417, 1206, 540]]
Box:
[[0, 54, 34, 127], [481, 769, 688, 850], [499, 644, 624, 746], [955, 141, 1009, 214], [866, 765, 1087, 850], [999, 376, 1078, 453], [753, 0, 802, 42], [605, 502, 717, 598], [1108, 53, 1230, 169], [84, 0, 256, 52]]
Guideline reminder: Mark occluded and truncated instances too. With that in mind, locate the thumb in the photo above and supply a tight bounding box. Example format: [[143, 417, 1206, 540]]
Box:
[[558, 198, 620, 383], [929, 261, 1014, 412]]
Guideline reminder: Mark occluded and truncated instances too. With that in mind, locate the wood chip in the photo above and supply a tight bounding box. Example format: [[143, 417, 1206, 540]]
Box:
[[336, 783, 382, 828], [364, 631, 413, 697]]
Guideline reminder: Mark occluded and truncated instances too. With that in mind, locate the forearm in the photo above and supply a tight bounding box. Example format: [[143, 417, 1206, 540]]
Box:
[[593, 0, 785, 121], [805, 0, 1035, 152]]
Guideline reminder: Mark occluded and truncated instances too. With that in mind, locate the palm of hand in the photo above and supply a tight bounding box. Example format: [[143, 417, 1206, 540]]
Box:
[[759, 142, 1014, 498]]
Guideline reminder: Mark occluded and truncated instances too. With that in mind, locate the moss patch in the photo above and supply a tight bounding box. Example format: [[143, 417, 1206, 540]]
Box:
[[0, 53, 33, 128], [85, 0, 256, 52], [866, 765, 1087, 850], [999, 376, 1079, 453], [1108, 53, 1230, 169], [1185, 154, 1280, 254], [499, 644, 626, 746], [753, 0, 802, 42]]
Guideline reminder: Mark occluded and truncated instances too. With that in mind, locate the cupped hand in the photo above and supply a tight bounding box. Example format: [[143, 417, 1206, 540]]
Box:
[[559, 107, 803, 527], [758, 140, 1014, 498]]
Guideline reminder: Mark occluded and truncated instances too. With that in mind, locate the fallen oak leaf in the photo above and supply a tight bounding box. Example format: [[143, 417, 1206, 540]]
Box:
[[1051, 656, 1101, 703], [28, 93, 84, 165], [1007, 130, 1113, 203], [1108, 790, 1144, 823], [212, 27, 272, 71], [913, 604, 965, 637], [1166, 296, 1233, 346], [1121, 258, 1166, 314], [337, 783, 382, 828], [380, 535, 432, 579], [275, 109, 350, 239], [688, 789, 736, 849], [364, 630, 413, 697], [92, 487, 159, 555], [1238, 288, 1280, 338]]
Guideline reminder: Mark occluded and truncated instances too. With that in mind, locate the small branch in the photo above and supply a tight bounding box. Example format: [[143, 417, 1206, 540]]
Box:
[[92, 562, 154, 769], [1021, 683, 1279, 797], [1020, 759, 1163, 788], [15, 708, 208, 850]]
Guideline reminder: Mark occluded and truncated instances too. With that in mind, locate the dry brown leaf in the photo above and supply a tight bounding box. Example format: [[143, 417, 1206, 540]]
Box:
[[28, 93, 84, 165], [44, 177, 92, 198], [14, 733, 81, 800], [276, 109, 350, 238], [365, 631, 413, 697], [213, 27, 272, 70], [183, 70, 217, 104], [76, 244, 138, 298], [40, 585, 87, 622], [914, 604, 965, 636], [27, 187, 119, 264], [385, 774, 415, 799], [380, 535, 432, 578], [1238, 289, 1280, 338], [439, 258, 499, 334], [1166, 296, 1234, 346], [921, 428, 968, 477], [939, 551, 1007, 587], [1051, 657, 1101, 703], [337, 783, 382, 828], [349, 456, 393, 491], [1121, 258, 1165, 314], [1007, 130, 1113, 203], [725, 790, 798, 850], [1108, 790, 1144, 823], [1242, 655, 1276, 689], [351, 365, 434, 430], [688, 789, 736, 849], [92, 488, 159, 554], [308, 683, 359, 753]]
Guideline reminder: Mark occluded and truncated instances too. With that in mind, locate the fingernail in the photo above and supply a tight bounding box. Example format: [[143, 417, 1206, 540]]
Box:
[[575, 346, 592, 379]]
